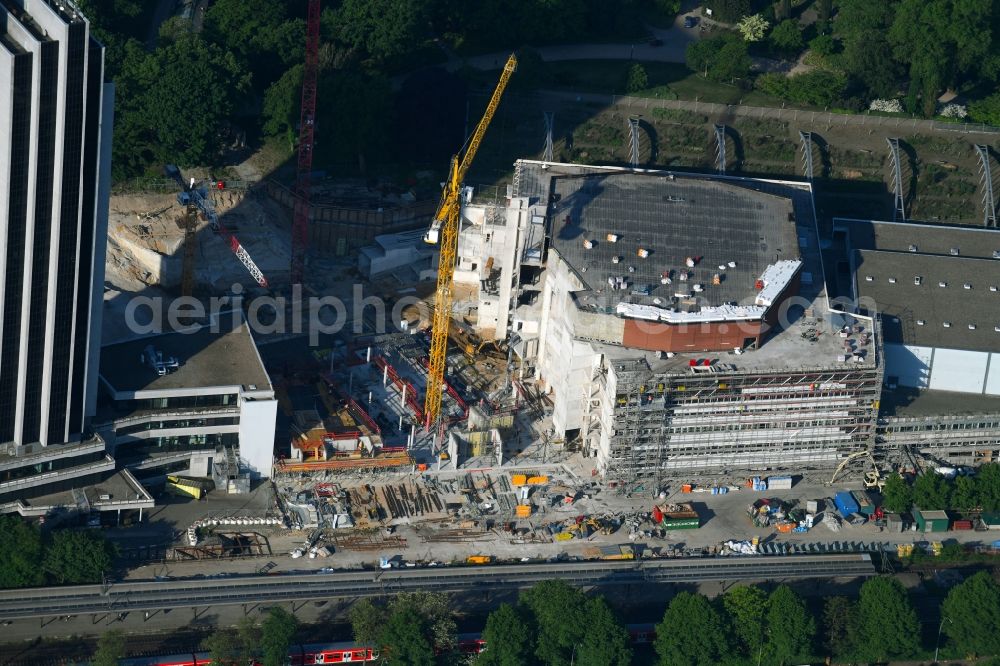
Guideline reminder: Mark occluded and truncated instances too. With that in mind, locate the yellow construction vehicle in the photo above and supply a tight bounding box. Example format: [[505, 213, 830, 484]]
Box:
[[423, 54, 517, 429]]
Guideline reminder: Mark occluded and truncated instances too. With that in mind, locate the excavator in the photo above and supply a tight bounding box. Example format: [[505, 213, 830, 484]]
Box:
[[422, 54, 517, 430]]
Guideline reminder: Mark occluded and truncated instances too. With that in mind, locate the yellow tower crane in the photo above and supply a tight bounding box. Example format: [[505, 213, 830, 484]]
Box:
[[423, 54, 517, 430]]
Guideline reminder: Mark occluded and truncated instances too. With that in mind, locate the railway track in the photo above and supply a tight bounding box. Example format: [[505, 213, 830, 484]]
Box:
[[0, 554, 875, 622]]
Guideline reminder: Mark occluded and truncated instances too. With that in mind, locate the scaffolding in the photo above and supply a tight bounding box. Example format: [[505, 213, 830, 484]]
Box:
[[602, 359, 883, 485], [543, 111, 554, 163], [799, 131, 815, 181], [714, 124, 727, 175], [628, 116, 641, 168], [886, 138, 906, 222], [975, 144, 997, 227]]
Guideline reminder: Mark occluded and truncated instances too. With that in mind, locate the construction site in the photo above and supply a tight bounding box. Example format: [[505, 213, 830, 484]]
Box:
[[83, 7, 1000, 578]]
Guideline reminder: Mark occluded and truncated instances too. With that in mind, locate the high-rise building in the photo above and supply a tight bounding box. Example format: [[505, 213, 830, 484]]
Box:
[[0, 0, 112, 453]]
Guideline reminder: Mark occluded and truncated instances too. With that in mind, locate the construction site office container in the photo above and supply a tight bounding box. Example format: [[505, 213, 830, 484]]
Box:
[[913, 508, 950, 532], [768, 476, 793, 490], [884, 513, 904, 533]]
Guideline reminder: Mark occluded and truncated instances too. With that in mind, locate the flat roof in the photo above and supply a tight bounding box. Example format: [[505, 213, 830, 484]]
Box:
[[879, 387, 1000, 418], [547, 170, 800, 311], [853, 249, 1000, 352], [100, 321, 272, 396], [837, 218, 1000, 260]]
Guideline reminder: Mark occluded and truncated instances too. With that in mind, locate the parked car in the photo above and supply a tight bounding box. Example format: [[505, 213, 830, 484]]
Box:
[[683, 16, 699, 28]]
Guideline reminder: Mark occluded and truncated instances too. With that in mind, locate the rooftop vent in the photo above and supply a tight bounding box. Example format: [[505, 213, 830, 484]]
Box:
[[969, 324, 977, 330], [939, 281, 948, 288], [888, 277, 897, 284], [964, 283, 972, 290], [992, 286, 999, 292], [994, 250, 1000, 259], [914, 276, 922, 285], [908, 244, 918, 252], [950, 248, 960, 256], [943, 322, 952, 328], [865, 275, 874, 282], [917, 320, 925, 326]]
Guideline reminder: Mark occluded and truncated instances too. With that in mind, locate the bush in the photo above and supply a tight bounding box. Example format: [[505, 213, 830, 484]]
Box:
[[869, 98, 904, 113], [625, 63, 648, 93], [969, 93, 1000, 126], [808, 33, 836, 56], [756, 70, 846, 107]]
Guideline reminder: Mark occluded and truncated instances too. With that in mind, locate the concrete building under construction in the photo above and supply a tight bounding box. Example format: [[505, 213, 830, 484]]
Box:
[[456, 161, 883, 484]]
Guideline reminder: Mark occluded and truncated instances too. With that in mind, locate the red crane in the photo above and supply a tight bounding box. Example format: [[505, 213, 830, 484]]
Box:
[[291, 0, 321, 284]]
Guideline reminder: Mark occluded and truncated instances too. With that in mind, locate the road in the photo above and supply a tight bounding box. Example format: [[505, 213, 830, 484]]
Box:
[[0, 555, 874, 622]]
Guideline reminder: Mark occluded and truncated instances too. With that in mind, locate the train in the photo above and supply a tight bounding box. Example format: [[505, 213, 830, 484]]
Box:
[[118, 625, 656, 666]]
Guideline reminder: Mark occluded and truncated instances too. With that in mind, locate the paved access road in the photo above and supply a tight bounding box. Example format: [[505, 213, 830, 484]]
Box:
[[0, 555, 874, 621]]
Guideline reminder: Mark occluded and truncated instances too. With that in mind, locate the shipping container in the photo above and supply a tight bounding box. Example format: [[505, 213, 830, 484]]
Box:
[[952, 519, 974, 531], [833, 491, 859, 519], [768, 475, 794, 490], [913, 508, 950, 532]]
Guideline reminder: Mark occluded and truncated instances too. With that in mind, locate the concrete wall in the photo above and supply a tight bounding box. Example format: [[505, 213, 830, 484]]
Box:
[[885, 343, 1000, 396], [238, 398, 278, 478]]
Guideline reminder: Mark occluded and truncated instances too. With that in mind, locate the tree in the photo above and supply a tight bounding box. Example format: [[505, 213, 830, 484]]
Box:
[[0, 516, 44, 589], [203, 0, 302, 66], [764, 585, 815, 666], [822, 596, 859, 658], [687, 33, 752, 82], [336, 0, 427, 61], [576, 597, 632, 666], [942, 571, 1000, 657], [626, 63, 649, 93], [722, 585, 767, 658], [970, 93, 1000, 127], [737, 14, 769, 42], [113, 35, 250, 173], [520, 580, 588, 665], [379, 606, 435, 666], [388, 591, 457, 653], [856, 577, 919, 661], [202, 629, 242, 666], [349, 598, 385, 647], [889, 0, 993, 114], [43, 529, 116, 584], [786, 70, 846, 106], [882, 472, 913, 513], [952, 475, 979, 511], [260, 607, 298, 666], [92, 630, 126, 666], [708, 0, 751, 24], [655, 591, 732, 666], [914, 471, 952, 510], [978, 464, 1000, 510], [157, 16, 192, 47], [478, 603, 534, 666], [770, 19, 803, 55], [316, 68, 392, 173], [262, 64, 303, 145]]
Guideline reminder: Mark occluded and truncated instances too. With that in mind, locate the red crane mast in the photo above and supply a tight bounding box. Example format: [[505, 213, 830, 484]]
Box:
[[291, 0, 321, 284]]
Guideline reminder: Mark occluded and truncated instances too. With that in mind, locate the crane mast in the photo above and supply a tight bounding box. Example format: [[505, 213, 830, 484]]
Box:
[[423, 54, 517, 429], [290, 0, 321, 284]]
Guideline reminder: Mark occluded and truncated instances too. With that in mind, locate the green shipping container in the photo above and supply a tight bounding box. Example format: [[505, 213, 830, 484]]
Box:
[[661, 517, 700, 530], [913, 508, 950, 532]]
